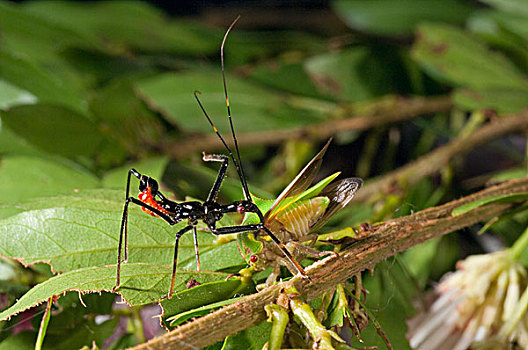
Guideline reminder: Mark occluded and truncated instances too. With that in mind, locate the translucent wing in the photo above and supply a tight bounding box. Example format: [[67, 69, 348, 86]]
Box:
[[309, 177, 363, 233], [264, 139, 332, 221]]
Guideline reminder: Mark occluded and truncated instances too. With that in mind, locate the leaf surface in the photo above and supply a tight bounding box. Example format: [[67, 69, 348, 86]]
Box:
[[0, 156, 99, 202], [333, 0, 476, 36], [0, 263, 229, 321], [0, 190, 241, 273]]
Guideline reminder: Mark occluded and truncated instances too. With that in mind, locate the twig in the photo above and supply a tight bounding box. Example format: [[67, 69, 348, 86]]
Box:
[[356, 110, 528, 202], [130, 176, 528, 350], [164, 95, 452, 157], [199, 7, 349, 35]]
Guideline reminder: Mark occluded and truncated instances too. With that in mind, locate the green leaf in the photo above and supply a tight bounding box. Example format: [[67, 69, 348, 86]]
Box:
[[324, 288, 345, 328], [0, 189, 247, 275], [0, 51, 87, 115], [333, 0, 476, 36], [454, 88, 528, 113], [412, 23, 528, 113], [136, 70, 323, 133], [23, 1, 217, 55], [353, 260, 415, 349], [90, 78, 166, 156], [221, 320, 271, 350], [304, 49, 378, 102], [478, 0, 528, 16], [0, 263, 229, 321], [411, 22, 528, 112], [489, 167, 528, 183], [237, 232, 263, 258], [1, 104, 103, 158], [167, 296, 245, 327], [161, 279, 243, 324], [0, 79, 37, 110], [183, 240, 246, 271], [0, 318, 118, 350], [106, 334, 137, 350], [102, 157, 170, 189], [412, 23, 528, 91], [44, 318, 118, 350], [468, 10, 528, 56], [0, 331, 34, 350], [0, 2, 96, 58], [452, 193, 528, 216], [226, 30, 326, 66], [45, 292, 115, 334], [0, 189, 222, 272], [402, 238, 442, 287], [0, 156, 99, 202], [0, 128, 43, 157], [249, 61, 327, 99]]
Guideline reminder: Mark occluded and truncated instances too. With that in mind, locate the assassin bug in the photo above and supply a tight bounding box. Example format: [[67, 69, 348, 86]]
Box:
[[238, 140, 362, 284], [114, 17, 309, 299]]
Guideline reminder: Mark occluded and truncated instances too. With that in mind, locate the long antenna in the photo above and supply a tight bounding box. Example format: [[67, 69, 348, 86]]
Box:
[[193, 16, 252, 201], [220, 15, 252, 202], [194, 90, 244, 187]]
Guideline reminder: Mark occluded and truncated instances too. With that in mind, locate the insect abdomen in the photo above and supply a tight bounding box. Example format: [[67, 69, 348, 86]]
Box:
[[276, 197, 329, 239]]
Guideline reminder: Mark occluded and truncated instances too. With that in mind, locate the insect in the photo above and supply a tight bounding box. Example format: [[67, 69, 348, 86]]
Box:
[[114, 17, 310, 299], [238, 141, 363, 284]]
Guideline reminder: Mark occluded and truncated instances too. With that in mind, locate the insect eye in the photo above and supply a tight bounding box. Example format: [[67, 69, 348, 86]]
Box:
[[139, 176, 158, 194], [147, 178, 159, 194], [138, 176, 148, 192], [250, 255, 258, 263]]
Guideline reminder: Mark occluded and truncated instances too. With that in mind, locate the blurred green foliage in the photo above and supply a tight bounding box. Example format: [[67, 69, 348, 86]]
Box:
[[0, 0, 527, 349]]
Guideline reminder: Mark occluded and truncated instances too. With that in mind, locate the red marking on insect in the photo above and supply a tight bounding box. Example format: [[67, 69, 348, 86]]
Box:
[[250, 255, 258, 263], [186, 279, 201, 289], [237, 205, 245, 214], [360, 222, 372, 231], [138, 187, 168, 217]]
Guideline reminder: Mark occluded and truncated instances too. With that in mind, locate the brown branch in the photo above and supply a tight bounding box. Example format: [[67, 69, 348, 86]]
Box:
[[356, 110, 528, 202], [164, 95, 452, 158], [131, 176, 528, 350], [199, 7, 350, 35]]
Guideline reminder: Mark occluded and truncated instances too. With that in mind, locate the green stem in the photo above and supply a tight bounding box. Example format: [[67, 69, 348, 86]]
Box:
[[510, 225, 528, 260], [285, 285, 344, 350], [458, 110, 486, 138], [290, 298, 336, 350], [35, 297, 53, 350], [265, 305, 289, 350], [131, 306, 145, 344]]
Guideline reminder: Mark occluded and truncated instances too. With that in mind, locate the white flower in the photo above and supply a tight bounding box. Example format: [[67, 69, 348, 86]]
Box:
[[407, 250, 528, 350]]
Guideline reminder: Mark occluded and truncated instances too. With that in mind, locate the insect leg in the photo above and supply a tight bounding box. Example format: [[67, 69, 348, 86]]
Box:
[[169, 225, 194, 299], [124, 169, 141, 260], [210, 223, 308, 279], [202, 154, 229, 202], [114, 197, 177, 292], [192, 225, 201, 271], [259, 225, 309, 280], [115, 169, 140, 289]]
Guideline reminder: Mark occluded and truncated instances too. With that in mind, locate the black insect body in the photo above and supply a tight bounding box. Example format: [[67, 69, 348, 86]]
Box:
[[114, 18, 309, 298]]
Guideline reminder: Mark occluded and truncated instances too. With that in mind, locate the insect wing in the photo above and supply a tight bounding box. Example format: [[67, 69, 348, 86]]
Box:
[[309, 177, 363, 233], [265, 139, 332, 222]]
